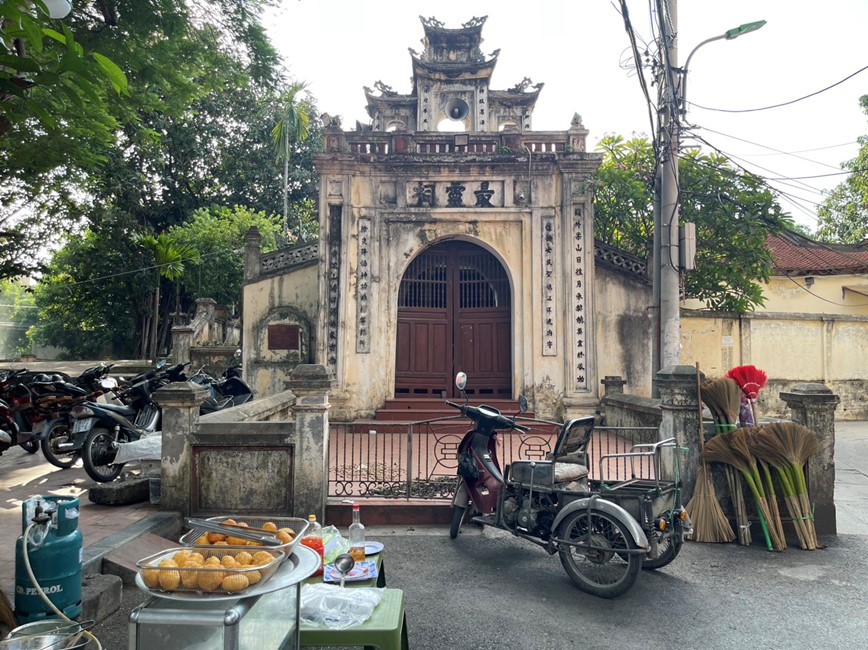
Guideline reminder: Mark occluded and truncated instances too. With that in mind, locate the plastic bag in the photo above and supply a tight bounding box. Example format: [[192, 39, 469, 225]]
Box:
[[321, 525, 350, 564], [300, 584, 384, 629], [114, 433, 162, 463]]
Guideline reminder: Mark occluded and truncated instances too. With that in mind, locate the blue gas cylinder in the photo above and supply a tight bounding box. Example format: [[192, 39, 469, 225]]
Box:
[[15, 495, 83, 623]]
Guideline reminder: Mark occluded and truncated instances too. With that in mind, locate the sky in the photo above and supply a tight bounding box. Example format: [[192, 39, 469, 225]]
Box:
[[264, 1, 868, 232]]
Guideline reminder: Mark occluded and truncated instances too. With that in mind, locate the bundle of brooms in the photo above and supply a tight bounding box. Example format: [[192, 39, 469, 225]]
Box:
[[750, 422, 819, 550], [700, 377, 753, 546], [686, 365, 735, 543]]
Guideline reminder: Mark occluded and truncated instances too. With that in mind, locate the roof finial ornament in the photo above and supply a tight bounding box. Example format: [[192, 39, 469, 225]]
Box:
[[420, 16, 444, 28], [509, 77, 535, 93], [374, 81, 397, 96], [462, 16, 488, 29], [571, 113, 584, 128]]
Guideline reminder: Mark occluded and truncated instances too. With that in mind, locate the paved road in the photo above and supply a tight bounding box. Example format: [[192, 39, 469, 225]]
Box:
[[3, 422, 867, 649]]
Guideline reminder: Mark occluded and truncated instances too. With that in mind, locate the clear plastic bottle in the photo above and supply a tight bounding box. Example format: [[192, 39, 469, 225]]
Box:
[[348, 504, 366, 562], [300, 513, 324, 575]]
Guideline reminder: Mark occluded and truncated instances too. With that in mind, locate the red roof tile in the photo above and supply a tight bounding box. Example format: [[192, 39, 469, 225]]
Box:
[[767, 231, 868, 275]]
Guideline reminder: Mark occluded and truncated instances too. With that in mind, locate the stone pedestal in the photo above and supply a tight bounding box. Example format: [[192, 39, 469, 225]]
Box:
[[780, 383, 840, 535], [655, 365, 704, 499], [154, 382, 209, 516], [288, 364, 335, 521]]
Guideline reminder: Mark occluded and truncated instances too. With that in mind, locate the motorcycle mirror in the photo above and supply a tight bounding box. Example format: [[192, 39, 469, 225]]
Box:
[[518, 395, 528, 413], [234, 349, 242, 359], [455, 372, 467, 391], [156, 359, 167, 369]]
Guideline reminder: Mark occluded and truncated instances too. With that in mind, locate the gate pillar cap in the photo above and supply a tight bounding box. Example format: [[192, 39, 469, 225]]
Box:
[[289, 364, 335, 392]]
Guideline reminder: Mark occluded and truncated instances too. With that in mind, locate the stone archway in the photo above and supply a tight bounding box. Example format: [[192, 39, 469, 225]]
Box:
[[395, 240, 512, 399]]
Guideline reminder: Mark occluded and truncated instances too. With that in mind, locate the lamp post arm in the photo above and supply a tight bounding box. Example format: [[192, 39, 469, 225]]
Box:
[[680, 34, 727, 115]]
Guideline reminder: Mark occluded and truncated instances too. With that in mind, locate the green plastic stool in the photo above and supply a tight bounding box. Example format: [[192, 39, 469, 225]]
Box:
[[300, 588, 409, 650]]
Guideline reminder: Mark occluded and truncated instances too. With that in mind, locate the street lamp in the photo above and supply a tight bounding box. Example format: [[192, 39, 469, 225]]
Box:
[[680, 21, 767, 117], [653, 16, 766, 376]]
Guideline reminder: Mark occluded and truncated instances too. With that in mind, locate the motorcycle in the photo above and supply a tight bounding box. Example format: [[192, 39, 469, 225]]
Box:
[[189, 356, 253, 414], [38, 364, 121, 469], [0, 369, 42, 454], [73, 361, 188, 482], [0, 397, 22, 455], [447, 372, 690, 598]]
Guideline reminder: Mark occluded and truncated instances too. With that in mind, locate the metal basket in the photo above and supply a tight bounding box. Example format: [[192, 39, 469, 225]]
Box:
[[178, 515, 309, 559], [136, 546, 284, 596]]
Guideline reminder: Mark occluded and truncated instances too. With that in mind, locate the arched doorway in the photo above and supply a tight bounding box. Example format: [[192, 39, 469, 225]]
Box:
[[395, 241, 512, 399]]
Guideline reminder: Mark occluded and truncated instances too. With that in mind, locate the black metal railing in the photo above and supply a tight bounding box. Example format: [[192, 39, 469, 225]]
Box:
[[328, 418, 661, 500]]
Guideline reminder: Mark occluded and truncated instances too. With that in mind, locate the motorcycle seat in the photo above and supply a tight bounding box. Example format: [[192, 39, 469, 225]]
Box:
[[93, 402, 137, 417]]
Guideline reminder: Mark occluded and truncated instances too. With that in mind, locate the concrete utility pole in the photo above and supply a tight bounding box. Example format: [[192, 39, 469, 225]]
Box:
[[657, 0, 681, 371], [652, 1, 766, 378]]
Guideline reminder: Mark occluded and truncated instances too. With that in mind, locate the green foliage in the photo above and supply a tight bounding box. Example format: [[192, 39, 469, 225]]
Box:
[[167, 206, 282, 306], [0, 279, 37, 359], [815, 94, 868, 244], [29, 219, 153, 358], [592, 135, 794, 313]]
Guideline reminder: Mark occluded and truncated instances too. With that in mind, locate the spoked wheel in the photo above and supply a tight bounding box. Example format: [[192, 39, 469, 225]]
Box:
[[82, 427, 127, 482], [42, 421, 80, 469], [642, 533, 683, 570], [557, 508, 642, 598], [19, 439, 39, 453]]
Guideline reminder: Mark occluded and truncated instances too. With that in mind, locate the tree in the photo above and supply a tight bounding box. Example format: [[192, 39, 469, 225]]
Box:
[[0, 279, 38, 358], [593, 135, 795, 312], [167, 205, 282, 307], [272, 82, 312, 239], [138, 233, 198, 360], [29, 218, 153, 358], [815, 95, 868, 244]]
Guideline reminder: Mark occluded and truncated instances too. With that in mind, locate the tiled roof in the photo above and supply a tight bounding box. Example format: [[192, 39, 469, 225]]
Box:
[[767, 230, 868, 275]]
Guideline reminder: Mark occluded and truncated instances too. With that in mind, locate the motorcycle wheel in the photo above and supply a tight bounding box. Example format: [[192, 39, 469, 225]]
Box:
[[557, 508, 642, 599], [449, 505, 466, 539], [19, 439, 39, 454], [642, 534, 683, 570], [82, 427, 127, 482], [41, 421, 80, 469]]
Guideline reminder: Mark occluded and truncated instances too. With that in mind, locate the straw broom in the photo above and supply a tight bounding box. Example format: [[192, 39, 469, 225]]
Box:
[[705, 429, 786, 551], [725, 365, 768, 424], [685, 363, 735, 543], [701, 377, 751, 545], [752, 422, 820, 549]]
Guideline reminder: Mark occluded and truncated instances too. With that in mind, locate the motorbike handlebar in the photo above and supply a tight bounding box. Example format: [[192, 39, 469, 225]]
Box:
[[445, 400, 531, 432]]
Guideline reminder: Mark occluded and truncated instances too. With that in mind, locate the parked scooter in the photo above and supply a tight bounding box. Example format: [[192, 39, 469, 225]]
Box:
[[447, 372, 689, 598], [0, 397, 23, 455], [74, 361, 188, 482], [0, 369, 42, 454], [189, 353, 253, 414], [39, 364, 121, 468]]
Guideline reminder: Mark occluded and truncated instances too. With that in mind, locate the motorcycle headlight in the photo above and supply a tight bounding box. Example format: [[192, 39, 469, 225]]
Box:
[[71, 405, 95, 419]]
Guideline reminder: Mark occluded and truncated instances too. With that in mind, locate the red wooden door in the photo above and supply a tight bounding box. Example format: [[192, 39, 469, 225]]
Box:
[[395, 241, 511, 398]]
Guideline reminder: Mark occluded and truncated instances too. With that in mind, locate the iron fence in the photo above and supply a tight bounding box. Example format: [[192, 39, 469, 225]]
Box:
[[328, 417, 661, 500]]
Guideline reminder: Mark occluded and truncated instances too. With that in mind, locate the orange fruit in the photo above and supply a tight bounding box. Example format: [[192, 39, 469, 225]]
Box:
[[262, 522, 278, 532]]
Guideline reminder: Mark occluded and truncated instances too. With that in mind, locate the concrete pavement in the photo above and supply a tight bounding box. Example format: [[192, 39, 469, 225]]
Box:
[[2, 421, 867, 649]]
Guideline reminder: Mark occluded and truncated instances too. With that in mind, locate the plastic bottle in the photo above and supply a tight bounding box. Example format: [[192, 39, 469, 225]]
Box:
[[300, 513, 324, 576], [348, 503, 366, 562]]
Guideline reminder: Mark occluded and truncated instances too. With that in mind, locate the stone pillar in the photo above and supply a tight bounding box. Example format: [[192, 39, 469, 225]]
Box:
[[780, 383, 840, 535], [601, 375, 627, 397], [655, 365, 704, 499], [244, 227, 262, 282], [287, 364, 334, 521], [154, 382, 209, 517], [171, 325, 193, 365]]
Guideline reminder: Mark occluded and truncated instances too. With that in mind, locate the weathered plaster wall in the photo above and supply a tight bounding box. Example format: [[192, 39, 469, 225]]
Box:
[[243, 263, 319, 397], [594, 266, 653, 398], [682, 311, 868, 419]]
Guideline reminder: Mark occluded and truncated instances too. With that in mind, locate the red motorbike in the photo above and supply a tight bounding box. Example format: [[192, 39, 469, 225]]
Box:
[[447, 373, 690, 598]]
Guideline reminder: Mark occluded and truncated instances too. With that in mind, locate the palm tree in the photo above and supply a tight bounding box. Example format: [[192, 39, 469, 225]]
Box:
[[272, 81, 311, 241], [138, 233, 198, 359]]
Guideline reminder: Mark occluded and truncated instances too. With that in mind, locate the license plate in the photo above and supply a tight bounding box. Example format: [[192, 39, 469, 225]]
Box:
[[72, 417, 94, 434]]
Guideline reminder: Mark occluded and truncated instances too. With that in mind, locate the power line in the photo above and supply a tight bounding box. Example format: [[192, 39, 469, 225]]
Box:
[[688, 64, 868, 113]]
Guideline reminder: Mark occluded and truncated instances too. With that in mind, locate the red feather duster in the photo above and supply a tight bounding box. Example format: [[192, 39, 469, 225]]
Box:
[[725, 365, 768, 401]]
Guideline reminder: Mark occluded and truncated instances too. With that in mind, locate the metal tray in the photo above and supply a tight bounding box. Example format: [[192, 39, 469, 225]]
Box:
[[135, 545, 319, 603], [179, 515, 309, 558], [136, 546, 284, 597]]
